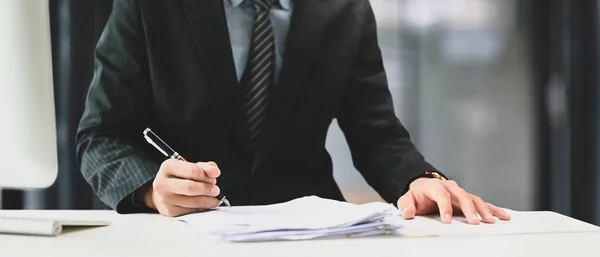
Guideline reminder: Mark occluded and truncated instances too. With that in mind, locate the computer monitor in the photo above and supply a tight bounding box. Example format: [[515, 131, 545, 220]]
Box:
[[0, 0, 58, 189]]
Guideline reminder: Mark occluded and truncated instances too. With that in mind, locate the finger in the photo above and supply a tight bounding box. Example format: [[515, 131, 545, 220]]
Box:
[[426, 180, 453, 224], [445, 182, 479, 225], [196, 162, 221, 179], [397, 193, 416, 220], [472, 196, 495, 224], [169, 194, 223, 209], [166, 178, 220, 197], [488, 203, 511, 220], [163, 159, 213, 183]]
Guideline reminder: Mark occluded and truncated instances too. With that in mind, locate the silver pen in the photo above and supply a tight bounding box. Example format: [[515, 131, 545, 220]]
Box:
[[143, 128, 231, 207]]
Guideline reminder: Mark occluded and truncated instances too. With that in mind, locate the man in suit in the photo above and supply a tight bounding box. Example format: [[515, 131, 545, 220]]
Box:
[[77, 0, 511, 225]]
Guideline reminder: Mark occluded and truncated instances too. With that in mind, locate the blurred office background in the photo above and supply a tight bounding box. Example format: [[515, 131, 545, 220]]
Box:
[[1, 0, 599, 226]]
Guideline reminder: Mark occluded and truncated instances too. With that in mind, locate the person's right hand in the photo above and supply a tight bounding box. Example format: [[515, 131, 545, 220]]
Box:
[[144, 159, 223, 217]]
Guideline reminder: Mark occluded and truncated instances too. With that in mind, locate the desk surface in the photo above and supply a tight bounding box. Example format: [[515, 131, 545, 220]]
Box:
[[1, 210, 599, 257]]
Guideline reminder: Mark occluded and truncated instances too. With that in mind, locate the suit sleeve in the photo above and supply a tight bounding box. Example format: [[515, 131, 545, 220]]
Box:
[[337, 1, 441, 204], [76, 0, 160, 213]]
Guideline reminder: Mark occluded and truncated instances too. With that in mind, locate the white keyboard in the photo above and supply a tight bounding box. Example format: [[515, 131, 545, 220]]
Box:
[[0, 216, 109, 236]]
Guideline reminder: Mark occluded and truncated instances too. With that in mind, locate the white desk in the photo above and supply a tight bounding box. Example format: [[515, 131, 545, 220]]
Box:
[[1, 210, 599, 257]]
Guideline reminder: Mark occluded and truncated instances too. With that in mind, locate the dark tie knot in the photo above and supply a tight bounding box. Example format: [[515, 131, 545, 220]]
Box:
[[254, 0, 275, 11]]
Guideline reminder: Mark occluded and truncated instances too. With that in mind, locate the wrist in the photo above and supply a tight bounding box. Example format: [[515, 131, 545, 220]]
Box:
[[409, 177, 429, 190], [408, 171, 448, 190]]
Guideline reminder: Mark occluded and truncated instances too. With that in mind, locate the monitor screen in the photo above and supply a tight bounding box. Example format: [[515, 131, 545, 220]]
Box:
[[0, 0, 58, 189]]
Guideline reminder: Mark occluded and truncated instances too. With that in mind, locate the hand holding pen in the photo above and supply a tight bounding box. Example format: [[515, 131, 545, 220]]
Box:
[[141, 128, 230, 217]]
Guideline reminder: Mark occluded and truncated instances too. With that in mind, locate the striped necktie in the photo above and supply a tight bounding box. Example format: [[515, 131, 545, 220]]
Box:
[[243, 0, 276, 144]]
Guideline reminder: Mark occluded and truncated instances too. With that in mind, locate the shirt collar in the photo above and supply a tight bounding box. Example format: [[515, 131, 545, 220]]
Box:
[[229, 0, 292, 10], [278, 0, 291, 10], [229, 0, 245, 7]]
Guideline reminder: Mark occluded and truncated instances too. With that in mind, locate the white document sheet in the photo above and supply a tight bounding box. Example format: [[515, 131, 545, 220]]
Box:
[[177, 196, 403, 242]]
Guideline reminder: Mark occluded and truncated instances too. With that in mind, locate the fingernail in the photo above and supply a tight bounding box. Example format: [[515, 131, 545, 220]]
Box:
[[471, 214, 480, 223], [443, 213, 452, 223], [212, 186, 220, 195], [401, 208, 409, 218]]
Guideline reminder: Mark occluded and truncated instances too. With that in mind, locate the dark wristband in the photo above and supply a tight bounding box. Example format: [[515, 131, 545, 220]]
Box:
[[130, 182, 156, 213]]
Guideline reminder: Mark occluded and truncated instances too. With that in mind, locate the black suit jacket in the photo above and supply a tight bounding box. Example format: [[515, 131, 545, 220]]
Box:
[[76, 0, 439, 213]]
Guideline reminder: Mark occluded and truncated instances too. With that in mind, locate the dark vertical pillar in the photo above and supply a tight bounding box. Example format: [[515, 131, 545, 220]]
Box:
[[37, 0, 114, 210], [596, 1, 600, 225], [545, 0, 574, 217], [1, 191, 23, 210], [530, 0, 553, 213], [530, 0, 546, 212], [536, 0, 600, 225], [567, 0, 599, 225]]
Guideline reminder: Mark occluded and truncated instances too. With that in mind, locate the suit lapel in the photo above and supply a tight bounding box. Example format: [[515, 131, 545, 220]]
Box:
[[255, 0, 331, 158], [180, 0, 250, 160], [180, 0, 239, 103], [271, 0, 330, 115]]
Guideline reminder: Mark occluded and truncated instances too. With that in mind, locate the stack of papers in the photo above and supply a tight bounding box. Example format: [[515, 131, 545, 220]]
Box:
[[177, 196, 403, 242]]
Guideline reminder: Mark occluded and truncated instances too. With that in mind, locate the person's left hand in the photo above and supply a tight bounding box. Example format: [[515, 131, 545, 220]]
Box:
[[397, 178, 512, 224]]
